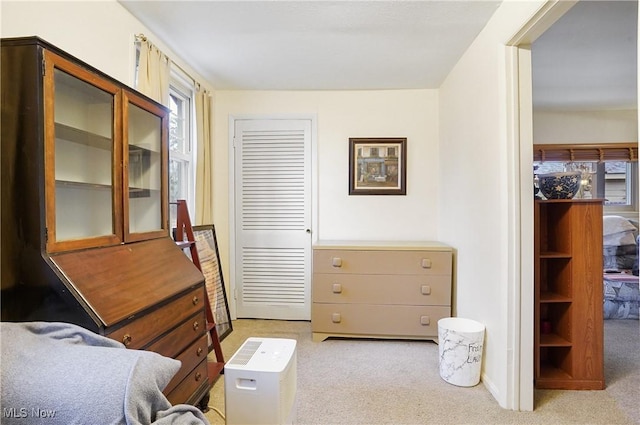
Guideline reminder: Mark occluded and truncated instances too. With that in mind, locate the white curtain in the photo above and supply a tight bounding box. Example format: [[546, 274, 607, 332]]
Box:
[[195, 88, 213, 224], [136, 40, 170, 105]]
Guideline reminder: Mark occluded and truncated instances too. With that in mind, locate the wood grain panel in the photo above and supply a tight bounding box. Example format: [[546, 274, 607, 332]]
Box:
[[105, 286, 204, 349], [146, 310, 207, 358], [166, 360, 208, 406], [163, 334, 209, 395], [51, 237, 204, 326]]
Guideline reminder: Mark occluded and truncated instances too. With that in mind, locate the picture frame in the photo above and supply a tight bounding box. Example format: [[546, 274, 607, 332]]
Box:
[[181, 225, 233, 342], [349, 137, 407, 195]]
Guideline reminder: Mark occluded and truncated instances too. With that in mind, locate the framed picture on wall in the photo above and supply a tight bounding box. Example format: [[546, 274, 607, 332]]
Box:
[[349, 137, 407, 195], [189, 225, 233, 341]]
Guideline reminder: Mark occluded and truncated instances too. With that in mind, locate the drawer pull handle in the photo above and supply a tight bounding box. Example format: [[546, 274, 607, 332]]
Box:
[[421, 285, 431, 295], [421, 259, 432, 269], [122, 334, 132, 347], [195, 372, 202, 382], [193, 321, 199, 331], [332, 313, 341, 323], [420, 316, 430, 325], [197, 347, 204, 357], [332, 283, 342, 294], [192, 296, 199, 305], [332, 257, 342, 267]]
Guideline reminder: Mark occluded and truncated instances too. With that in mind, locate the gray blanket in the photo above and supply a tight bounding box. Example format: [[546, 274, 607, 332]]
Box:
[[0, 321, 210, 425]]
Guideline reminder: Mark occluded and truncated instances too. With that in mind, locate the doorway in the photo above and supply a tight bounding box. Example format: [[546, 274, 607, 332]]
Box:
[[512, 0, 638, 411], [230, 117, 314, 320]]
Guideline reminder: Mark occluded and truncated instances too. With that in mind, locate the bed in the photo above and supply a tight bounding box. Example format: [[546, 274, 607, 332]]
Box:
[[603, 215, 639, 320], [0, 321, 210, 425], [603, 274, 640, 320]]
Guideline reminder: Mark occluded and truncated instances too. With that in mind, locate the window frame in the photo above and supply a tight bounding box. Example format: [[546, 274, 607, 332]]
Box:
[[168, 73, 196, 225]]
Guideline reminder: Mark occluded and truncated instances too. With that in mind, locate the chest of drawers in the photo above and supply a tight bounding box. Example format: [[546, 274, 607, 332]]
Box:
[[312, 241, 453, 342]]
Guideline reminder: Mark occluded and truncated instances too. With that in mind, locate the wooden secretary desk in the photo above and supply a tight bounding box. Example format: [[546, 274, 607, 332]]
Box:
[[1, 37, 211, 406]]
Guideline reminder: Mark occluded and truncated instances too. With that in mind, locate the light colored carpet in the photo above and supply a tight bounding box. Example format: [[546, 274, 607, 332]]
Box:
[[204, 319, 638, 425]]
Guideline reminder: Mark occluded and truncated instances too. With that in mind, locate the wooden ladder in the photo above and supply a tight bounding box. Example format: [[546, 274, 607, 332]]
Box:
[[173, 200, 225, 387]]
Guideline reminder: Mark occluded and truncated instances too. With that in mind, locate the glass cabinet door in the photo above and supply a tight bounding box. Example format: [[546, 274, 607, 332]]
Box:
[[44, 50, 122, 253], [123, 90, 169, 242]]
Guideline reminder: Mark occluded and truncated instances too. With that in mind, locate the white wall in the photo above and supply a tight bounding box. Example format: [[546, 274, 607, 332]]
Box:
[[213, 90, 440, 283], [534, 109, 638, 143], [1, 0, 213, 95], [438, 0, 547, 409]]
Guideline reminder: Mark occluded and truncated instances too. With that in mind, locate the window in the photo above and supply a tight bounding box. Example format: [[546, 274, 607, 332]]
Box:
[[533, 143, 638, 213], [534, 160, 638, 212], [168, 77, 195, 225]]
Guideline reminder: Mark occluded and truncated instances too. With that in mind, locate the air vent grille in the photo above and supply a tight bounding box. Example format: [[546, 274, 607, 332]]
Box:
[[228, 340, 263, 366]]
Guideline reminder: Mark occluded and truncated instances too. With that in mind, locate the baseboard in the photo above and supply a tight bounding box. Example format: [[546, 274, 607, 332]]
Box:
[[480, 371, 505, 409]]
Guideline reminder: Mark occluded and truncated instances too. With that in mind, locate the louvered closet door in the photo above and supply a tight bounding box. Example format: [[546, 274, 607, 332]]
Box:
[[234, 118, 312, 320]]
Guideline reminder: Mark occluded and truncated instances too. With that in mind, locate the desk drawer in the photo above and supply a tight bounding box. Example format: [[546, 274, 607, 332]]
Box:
[[313, 273, 451, 305], [163, 334, 209, 395], [166, 359, 208, 405], [311, 303, 450, 337], [146, 310, 207, 358], [106, 286, 205, 349], [313, 249, 451, 275]]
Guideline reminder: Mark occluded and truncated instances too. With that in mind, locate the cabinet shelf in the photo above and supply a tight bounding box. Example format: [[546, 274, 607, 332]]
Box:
[[539, 333, 571, 347], [540, 291, 572, 303], [539, 364, 573, 381], [540, 251, 572, 259], [56, 179, 111, 190], [56, 122, 111, 150]]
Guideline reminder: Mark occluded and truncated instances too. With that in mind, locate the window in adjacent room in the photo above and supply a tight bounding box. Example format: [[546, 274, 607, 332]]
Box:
[[534, 160, 638, 212]]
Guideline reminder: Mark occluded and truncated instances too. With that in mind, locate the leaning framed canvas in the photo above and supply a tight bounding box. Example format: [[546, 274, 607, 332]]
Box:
[[190, 225, 233, 341], [349, 137, 407, 195]]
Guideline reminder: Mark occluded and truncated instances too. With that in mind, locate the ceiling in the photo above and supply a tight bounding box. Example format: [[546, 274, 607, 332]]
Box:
[[532, 0, 637, 110], [120, 0, 637, 109]]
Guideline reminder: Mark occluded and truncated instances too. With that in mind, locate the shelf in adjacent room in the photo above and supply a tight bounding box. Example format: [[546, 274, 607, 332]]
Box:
[[539, 333, 571, 347], [540, 291, 572, 303]]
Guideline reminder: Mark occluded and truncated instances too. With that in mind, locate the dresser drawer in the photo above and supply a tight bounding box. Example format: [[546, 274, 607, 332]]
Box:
[[146, 310, 207, 358], [163, 333, 209, 395], [313, 249, 451, 275], [105, 286, 205, 349], [313, 273, 451, 305], [166, 359, 209, 406], [312, 303, 450, 337]]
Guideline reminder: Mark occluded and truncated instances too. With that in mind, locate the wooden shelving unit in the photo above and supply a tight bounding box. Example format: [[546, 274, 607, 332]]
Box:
[[534, 199, 605, 390]]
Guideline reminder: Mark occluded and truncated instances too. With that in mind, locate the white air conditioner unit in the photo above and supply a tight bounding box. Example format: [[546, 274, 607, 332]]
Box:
[[224, 337, 297, 425]]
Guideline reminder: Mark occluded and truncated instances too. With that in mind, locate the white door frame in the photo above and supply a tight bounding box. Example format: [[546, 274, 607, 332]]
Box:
[[227, 114, 318, 320], [505, 0, 578, 410]]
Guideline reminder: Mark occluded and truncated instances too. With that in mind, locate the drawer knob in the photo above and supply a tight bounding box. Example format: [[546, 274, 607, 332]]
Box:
[[332, 257, 342, 267], [193, 321, 200, 331], [195, 372, 202, 382], [420, 316, 430, 325], [122, 334, 132, 347], [197, 347, 204, 357], [332, 313, 341, 323], [421, 285, 431, 295], [332, 283, 342, 294], [192, 296, 199, 305], [421, 258, 432, 269]]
